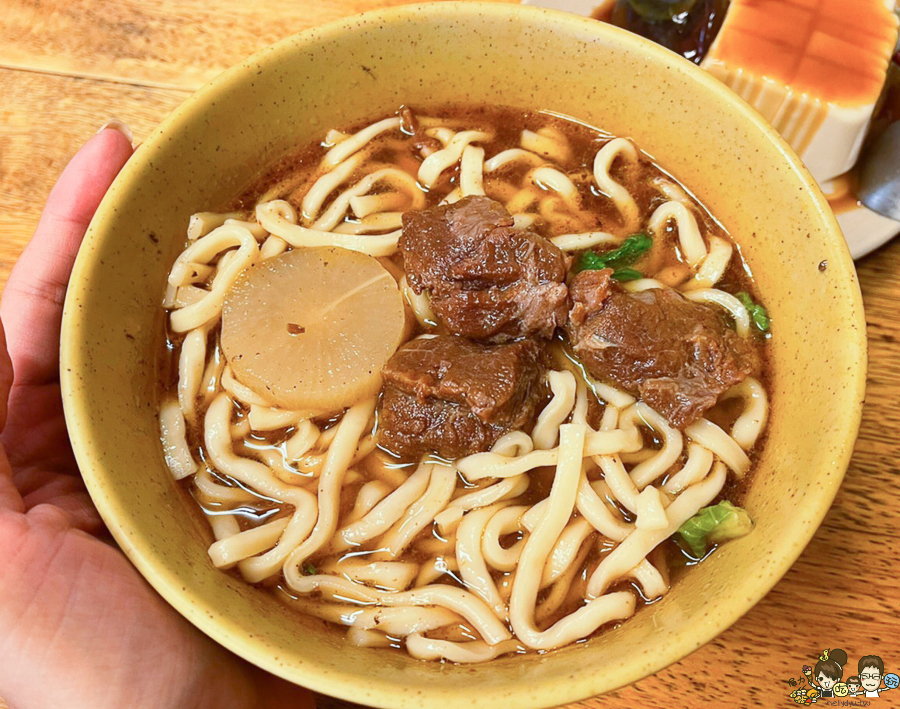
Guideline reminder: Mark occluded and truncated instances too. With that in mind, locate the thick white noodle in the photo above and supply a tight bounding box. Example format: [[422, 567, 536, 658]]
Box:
[[484, 148, 544, 172], [164, 284, 206, 309], [482, 505, 529, 572], [535, 539, 592, 624], [347, 627, 393, 648], [301, 152, 365, 222], [334, 465, 433, 553], [347, 191, 408, 219], [510, 424, 636, 649], [578, 367, 635, 408], [490, 431, 534, 457], [194, 466, 256, 506], [381, 464, 457, 557], [576, 474, 634, 542], [457, 428, 642, 480], [540, 517, 594, 588], [634, 486, 669, 531], [259, 234, 287, 260], [505, 186, 537, 215], [683, 288, 751, 338], [626, 403, 683, 489], [532, 370, 577, 450], [354, 606, 461, 635], [418, 131, 492, 188], [684, 418, 751, 476], [630, 558, 668, 600], [648, 200, 707, 266], [623, 278, 665, 292], [593, 138, 639, 231], [425, 126, 455, 147], [344, 480, 391, 524], [187, 211, 243, 240], [168, 223, 259, 332], [221, 365, 272, 407], [376, 586, 513, 645], [415, 555, 458, 586], [652, 177, 693, 206], [460, 145, 486, 197], [159, 398, 196, 480], [512, 213, 537, 230], [247, 406, 306, 431], [354, 606, 462, 637], [314, 167, 424, 231], [322, 116, 401, 167], [400, 275, 436, 327], [282, 423, 324, 464], [324, 129, 348, 146], [550, 231, 617, 251], [663, 443, 714, 495], [281, 399, 375, 570], [683, 235, 733, 291], [333, 212, 405, 235], [434, 475, 529, 533], [521, 128, 571, 164], [208, 513, 241, 541], [586, 463, 727, 598], [721, 377, 768, 450], [456, 504, 508, 619], [203, 394, 318, 582], [322, 559, 418, 592], [406, 634, 522, 664], [208, 517, 291, 569], [225, 218, 268, 241], [257, 200, 400, 257], [594, 454, 640, 514], [531, 166, 578, 207]]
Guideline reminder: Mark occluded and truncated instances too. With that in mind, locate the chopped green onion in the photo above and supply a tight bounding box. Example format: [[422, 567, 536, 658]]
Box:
[[736, 291, 770, 332], [611, 267, 644, 282], [302, 562, 317, 576], [575, 232, 653, 273], [677, 500, 753, 558]]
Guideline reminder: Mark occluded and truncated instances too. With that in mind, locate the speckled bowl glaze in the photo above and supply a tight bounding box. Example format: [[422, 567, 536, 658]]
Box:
[[60, 4, 866, 707]]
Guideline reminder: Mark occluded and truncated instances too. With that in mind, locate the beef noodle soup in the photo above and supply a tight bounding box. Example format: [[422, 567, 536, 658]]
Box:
[[158, 106, 769, 663]]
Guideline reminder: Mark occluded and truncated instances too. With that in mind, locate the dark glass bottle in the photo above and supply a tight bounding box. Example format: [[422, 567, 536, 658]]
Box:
[[609, 0, 731, 65]]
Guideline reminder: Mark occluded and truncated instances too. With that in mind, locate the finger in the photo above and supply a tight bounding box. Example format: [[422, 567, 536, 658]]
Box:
[[0, 320, 24, 513], [0, 125, 133, 387]]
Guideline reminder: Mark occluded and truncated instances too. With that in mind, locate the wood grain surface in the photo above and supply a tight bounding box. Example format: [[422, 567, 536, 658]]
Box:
[[1, 1, 898, 707]]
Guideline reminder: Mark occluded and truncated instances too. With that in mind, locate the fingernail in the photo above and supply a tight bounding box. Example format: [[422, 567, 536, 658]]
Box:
[[96, 119, 134, 144]]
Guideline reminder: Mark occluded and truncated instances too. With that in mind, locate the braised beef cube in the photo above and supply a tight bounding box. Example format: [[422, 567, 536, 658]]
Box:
[[378, 335, 547, 460], [568, 268, 614, 328], [400, 196, 569, 342], [566, 274, 760, 428]]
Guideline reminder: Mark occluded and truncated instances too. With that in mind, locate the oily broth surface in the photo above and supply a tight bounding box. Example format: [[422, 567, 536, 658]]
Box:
[[162, 105, 769, 657]]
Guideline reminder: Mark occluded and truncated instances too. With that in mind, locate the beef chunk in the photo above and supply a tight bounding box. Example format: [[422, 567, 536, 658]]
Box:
[[566, 273, 760, 428], [400, 196, 570, 342], [378, 335, 547, 460]]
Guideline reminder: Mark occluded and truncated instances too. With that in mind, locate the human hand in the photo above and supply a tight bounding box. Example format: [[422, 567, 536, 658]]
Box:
[[0, 125, 316, 709]]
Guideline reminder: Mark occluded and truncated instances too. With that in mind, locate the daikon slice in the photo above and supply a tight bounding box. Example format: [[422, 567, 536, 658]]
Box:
[[221, 246, 407, 412]]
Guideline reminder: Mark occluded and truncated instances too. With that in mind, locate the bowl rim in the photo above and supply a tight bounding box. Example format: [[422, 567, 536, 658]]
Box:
[[60, 2, 867, 706]]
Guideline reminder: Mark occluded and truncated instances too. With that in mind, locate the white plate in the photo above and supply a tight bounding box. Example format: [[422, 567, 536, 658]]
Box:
[[521, 0, 900, 259]]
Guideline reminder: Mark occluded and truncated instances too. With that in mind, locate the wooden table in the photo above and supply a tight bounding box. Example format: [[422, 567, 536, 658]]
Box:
[[1, 1, 898, 706]]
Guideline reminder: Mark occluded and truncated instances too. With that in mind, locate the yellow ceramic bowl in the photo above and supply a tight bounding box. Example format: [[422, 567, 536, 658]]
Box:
[[61, 3, 866, 707]]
